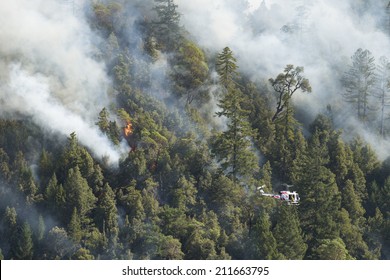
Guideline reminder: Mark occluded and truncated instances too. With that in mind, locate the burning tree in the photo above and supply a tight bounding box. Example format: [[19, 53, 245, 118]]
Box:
[[117, 108, 133, 138], [124, 122, 133, 137]]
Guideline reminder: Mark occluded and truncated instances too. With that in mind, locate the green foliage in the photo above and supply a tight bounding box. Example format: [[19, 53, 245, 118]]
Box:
[[250, 212, 281, 259], [72, 248, 95, 260], [0, 148, 11, 183], [12, 151, 38, 201], [63, 166, 97, 224], [216, 47, 239, 89], [341, 180, 365, 226], [171, 40, 209, 104], [1, 207, 18, 259], [273, 205, 307, 259], [269, 65, 311, 122], [156, 235, 184, 260], [45, 173, 65, 213], [295, 131, 342, 253], [95, 183, 119, 244], [0, 0, 389, 261], [314, 238, 353, 260], [153, 0, 182, 51], [68, 208, 82, 243], [92, 2, 123, 33], [338, 208, 372, 259], [12, 222, 34, 260], [212, 47, 258, 181]]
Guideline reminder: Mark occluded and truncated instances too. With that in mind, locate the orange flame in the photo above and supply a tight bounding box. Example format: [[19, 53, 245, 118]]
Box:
[[124, 121, 133, 137]]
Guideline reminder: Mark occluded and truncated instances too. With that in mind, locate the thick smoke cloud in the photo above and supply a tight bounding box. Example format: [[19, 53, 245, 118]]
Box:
[[0, 0, 128, 164], [177, 0, 390, 158]]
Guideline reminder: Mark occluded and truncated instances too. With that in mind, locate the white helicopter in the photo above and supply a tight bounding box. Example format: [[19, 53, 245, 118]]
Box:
[[257, 184, 300, 205]]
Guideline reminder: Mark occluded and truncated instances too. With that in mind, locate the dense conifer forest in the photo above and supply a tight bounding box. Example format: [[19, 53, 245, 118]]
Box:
[[1, 0, 390, 260]]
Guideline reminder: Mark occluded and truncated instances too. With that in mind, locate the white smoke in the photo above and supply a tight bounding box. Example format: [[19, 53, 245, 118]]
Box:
[[176, 0, 390, 159], [6, 64, 124, 164], [0, 0, 129, 165]]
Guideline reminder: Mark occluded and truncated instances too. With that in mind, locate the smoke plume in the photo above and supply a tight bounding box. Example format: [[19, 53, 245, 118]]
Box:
[[0, 0, 128, 165], [176, 0, 390, 159]]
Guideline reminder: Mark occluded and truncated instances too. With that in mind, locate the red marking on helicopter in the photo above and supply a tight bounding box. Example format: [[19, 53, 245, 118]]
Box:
[[258, 185, 300, 205]]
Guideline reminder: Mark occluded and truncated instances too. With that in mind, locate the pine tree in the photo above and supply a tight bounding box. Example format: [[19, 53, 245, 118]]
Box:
[[341, 180, 365, 226], [68, 208, 82, 243], [96, 107, 121, 145], [96, 107, 110, 134], [38, 149, 53, 186], [45, 173, 66, 215], [95, 183, 119, 247], [296, 130, 341, 255], [379, 176, 390, 213], [259, 161, 272, 188], [327, 132, 349, 186], [216, 47, 239, 90], [273, 205, 307, 259], [61, 132, 95, 181], [183, 225, 218, 260], [250, 212, 280, 259], [374, 56, 390, 136], [171, 176, 197, 211], [12, 151, 38, 200], [153, 0, 182, 51], [13, 222, 34, 260], [350, 137, 380, 176], [1, 207, 18, 258], [0, 148, 11, 182], [338, 208, 372, 259], [366, 208, 384, 258], [212, 47, 258, 181], [63, 166, 97, 225], [343, 48, 376, 122]]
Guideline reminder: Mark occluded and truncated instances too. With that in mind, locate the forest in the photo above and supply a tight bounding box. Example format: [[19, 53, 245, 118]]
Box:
[[0, 0, 390, 260]]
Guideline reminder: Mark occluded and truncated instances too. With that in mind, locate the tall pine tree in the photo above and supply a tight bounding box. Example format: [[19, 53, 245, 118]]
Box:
[[212, 47, 258, 181], [273, 205, 307, 259], [343, 48, 376, 122], [153, 0, 182, 51]]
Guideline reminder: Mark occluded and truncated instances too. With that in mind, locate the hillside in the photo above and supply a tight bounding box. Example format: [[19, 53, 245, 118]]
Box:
[[0, 0, 390, 260]]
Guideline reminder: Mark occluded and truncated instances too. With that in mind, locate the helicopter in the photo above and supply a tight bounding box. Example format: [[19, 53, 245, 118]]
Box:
[[257, 184, 300, 205]]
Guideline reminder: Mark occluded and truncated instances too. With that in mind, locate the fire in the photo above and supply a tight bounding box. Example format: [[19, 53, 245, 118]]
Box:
[[124, 121, 133, 137]]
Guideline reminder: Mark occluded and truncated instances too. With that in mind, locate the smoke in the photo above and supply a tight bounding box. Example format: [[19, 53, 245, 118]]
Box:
[[6, 64, 126, 163], [0, 0, 129, 165], [176, 0, 390, 159], [1, 0, 389, 159]]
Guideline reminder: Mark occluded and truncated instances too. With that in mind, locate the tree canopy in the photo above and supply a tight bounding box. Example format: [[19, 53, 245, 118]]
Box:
[[0, 0, 389, 261]]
